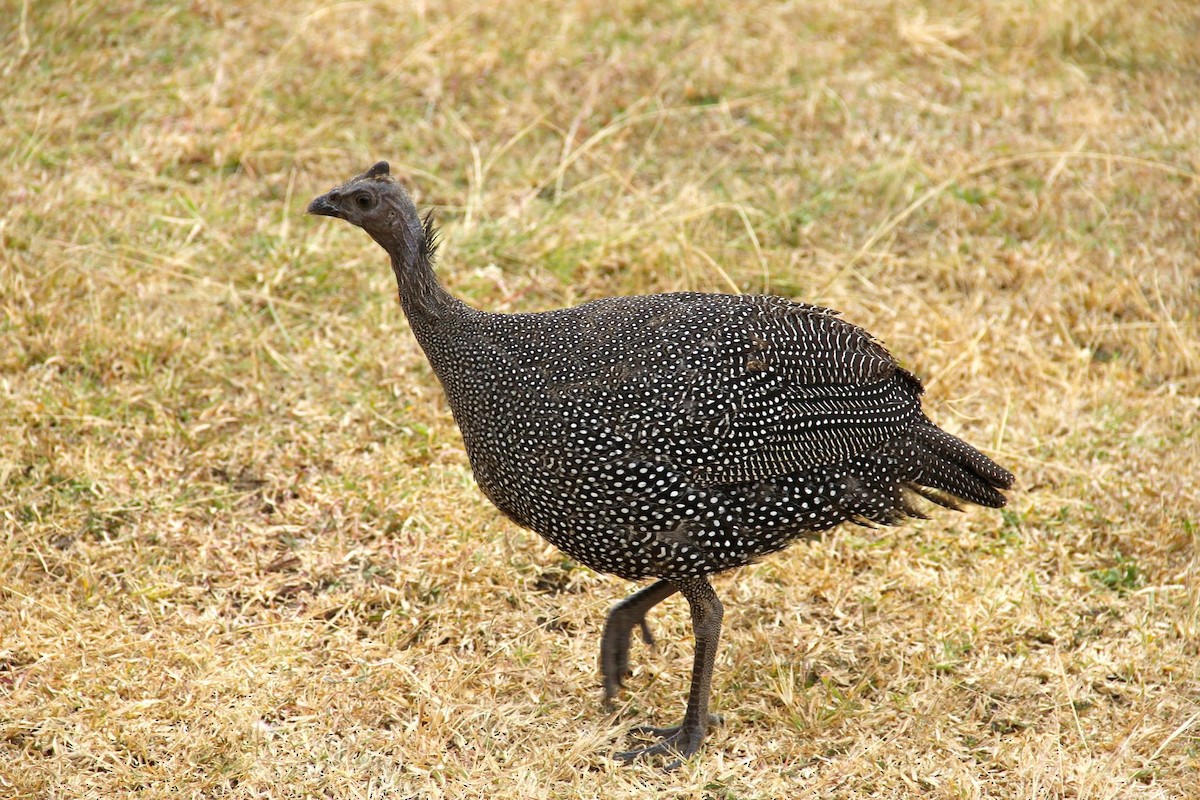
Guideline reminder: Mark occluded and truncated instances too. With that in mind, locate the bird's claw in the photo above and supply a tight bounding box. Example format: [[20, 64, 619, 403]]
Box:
[[615, 717, 718, 769], [600, 615, 657, 702]]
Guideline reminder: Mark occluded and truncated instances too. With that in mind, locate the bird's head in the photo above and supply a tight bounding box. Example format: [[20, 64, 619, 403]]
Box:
[[308, 161, 432, 264]]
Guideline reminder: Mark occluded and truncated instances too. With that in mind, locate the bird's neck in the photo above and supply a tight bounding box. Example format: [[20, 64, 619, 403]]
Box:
[[390, 251, 459, 326], [367, 215, 459, 327], [387, 249, 485, 420], [373, 215, 479, 393]]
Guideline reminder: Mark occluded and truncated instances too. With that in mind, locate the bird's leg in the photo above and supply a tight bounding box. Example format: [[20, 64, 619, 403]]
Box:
[[600, 579, 678, 702], [616, 576, 723, 769]]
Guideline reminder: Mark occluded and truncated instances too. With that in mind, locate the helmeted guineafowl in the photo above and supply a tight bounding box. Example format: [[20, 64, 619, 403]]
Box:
[[308, 161, 1014, 767]]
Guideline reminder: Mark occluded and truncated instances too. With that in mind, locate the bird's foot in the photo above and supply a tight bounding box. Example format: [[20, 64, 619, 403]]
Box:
[[600, 617, 656, 703], [615, 714, 722, 770]]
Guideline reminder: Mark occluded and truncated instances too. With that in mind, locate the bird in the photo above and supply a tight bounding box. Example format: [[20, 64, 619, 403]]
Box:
[[308, 161, 1014, 767]]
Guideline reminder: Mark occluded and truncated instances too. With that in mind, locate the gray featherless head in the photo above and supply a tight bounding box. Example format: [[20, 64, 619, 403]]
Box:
[[308, 161, 433, 265]]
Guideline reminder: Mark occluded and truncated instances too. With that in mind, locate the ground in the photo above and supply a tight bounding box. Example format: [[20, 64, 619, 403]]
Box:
[[2, 1, 1198, 798]]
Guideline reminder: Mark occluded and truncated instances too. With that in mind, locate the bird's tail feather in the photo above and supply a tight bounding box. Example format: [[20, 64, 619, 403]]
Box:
[[903, 422, 1012, 509]]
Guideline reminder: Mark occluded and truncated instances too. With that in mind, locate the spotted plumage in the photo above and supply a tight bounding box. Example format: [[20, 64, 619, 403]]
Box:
[[309, 162, 1014, 767]]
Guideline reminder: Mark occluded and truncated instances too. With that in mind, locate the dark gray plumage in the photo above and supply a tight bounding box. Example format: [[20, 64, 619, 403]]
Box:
[[308, 161, 1014, 767]]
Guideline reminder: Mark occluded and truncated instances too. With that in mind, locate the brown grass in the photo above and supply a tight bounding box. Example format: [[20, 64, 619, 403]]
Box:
[[2, 0, 1198, 797]]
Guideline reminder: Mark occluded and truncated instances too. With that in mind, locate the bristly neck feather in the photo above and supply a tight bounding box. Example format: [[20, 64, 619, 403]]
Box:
[[371, 205, 457, 325], [419, 211, 440, 264]]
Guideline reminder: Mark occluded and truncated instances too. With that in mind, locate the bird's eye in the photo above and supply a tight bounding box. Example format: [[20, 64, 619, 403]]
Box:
[[354, 193, 374, 210]]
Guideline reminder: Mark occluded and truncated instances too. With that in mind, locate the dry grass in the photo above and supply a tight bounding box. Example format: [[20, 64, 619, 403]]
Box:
[[2, 0, 1199, 797]]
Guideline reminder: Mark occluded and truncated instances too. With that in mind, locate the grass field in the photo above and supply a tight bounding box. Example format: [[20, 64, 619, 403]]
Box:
[[3, 1, 1199, 797]]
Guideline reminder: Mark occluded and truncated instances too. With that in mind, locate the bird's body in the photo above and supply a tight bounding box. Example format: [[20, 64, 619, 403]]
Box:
[[309, 162, 1014, 766], [416, 291, 1004, 582]]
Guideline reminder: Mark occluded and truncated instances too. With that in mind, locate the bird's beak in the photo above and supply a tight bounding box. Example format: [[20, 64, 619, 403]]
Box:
[[307, 193, 340, 217]]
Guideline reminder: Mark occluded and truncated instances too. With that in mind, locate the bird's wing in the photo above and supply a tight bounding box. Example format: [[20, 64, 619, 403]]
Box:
[[573, 294, 927, 484]]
